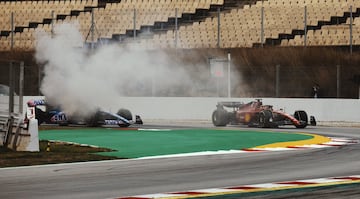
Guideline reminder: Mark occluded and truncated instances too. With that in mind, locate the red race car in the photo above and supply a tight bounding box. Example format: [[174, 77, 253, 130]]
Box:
[[212, 99, 316, 128]]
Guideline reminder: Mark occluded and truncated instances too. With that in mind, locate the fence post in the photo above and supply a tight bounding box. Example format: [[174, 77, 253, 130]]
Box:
[[175, 8, 178, 48], [350, 6, 353, 55], [133, 8, 136, 39], [227, 53, 231, 98], [8, 62, 14, 115], [261, 6, 264, 47], [337, 65, 341, 98], [10, 12, 14, 50], [91, 8, 95, 49], [217, 7, 220, 48], [19, 62, 24, 115], [304, 6, 307, 47], [275, 65, 280, 97]]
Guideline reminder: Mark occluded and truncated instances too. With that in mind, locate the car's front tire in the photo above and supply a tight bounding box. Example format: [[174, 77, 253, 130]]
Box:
[[294, 110, 308, 128]]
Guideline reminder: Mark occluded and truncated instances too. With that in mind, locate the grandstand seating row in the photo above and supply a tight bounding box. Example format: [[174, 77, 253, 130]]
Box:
[[139, 0, 360, 48], [0, 0, 97, 29], [0, 0, 359, 50]]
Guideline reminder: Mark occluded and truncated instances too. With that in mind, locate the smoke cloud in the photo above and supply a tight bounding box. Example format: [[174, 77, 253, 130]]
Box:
[[34, 23, 199, 116]]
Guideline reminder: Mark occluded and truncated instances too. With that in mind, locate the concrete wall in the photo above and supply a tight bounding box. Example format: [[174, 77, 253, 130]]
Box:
[[1, 96, 360, 124], [112, 97, 360, 124]]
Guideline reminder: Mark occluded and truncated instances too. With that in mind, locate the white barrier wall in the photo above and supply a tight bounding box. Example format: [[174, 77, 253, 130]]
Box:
[[2, 96, 360, 123], [110, 97, 360, 124]]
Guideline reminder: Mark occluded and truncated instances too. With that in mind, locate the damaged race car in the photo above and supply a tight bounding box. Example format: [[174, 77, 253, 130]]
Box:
[[26, 99, 143, 127], [212, 99, 316, 128]]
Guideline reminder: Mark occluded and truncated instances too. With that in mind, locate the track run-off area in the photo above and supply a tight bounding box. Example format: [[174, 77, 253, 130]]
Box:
[[0, 124, 359, 199], [38, 127, 341, 159]]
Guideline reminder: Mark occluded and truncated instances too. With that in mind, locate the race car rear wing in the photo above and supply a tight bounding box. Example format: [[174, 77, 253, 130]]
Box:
[[217, 99, 264, 110], [217, 102, 245, 108], [217, 99, 264, 108]]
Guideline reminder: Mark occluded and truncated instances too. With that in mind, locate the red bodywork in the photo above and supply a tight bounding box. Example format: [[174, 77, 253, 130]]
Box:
[[213, 99, 309, 128]]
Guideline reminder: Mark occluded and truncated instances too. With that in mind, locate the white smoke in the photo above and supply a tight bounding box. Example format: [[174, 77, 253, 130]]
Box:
[[34, 23, 197, 116]]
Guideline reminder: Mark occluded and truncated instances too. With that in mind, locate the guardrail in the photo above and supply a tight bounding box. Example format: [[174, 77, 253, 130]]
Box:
[[0, 113, 19, 148], [0, 112, 12, 146], [0, 111, 39, 152]]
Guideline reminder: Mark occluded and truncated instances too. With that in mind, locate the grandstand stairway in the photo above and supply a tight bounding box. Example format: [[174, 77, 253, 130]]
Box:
[[0, 1, 100, 37], [0, 0, 254, 47], [110, 0, 257, 43], [256, 7, 360, 47], [2, 0, 359, 50]]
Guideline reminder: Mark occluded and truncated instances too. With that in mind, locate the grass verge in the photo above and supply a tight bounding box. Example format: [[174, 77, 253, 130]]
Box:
[[0, 140, 120, 168]]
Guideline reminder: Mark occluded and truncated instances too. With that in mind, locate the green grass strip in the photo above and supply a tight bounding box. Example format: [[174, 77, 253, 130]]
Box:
[[39, 128, 312, 158]]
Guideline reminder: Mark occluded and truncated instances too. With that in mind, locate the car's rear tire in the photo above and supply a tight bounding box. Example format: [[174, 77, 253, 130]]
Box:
[[117, 109, 132, 121], [294, 110, 308, 128], [117, 109, 132, 127], [259, 110, 273, 128], [58, 122, 69, 126], [212, 109, 229, 126], [86, 112, 100, 127], [34, 107, 47, 125]]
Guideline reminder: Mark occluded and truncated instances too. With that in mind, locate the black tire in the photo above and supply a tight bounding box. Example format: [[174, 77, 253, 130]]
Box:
[[310, 116, 317, 126], [294, 110, 308, 128], [117, 109, 132, 121], [86, 112, 100, 127], [34, 107, 47, 125], [212, 109, 229, 127], [258, 110, 273, 128], [118, 122, 131, 128], [58, 122, 69, 126]]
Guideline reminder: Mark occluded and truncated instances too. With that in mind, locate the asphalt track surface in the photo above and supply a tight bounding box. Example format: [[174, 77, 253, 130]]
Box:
[[0, 123, 359, 199]]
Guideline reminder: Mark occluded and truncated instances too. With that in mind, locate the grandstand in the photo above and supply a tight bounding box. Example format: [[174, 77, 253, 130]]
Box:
[[0, 0, 359, 50], [1, 0, 360, 99]]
